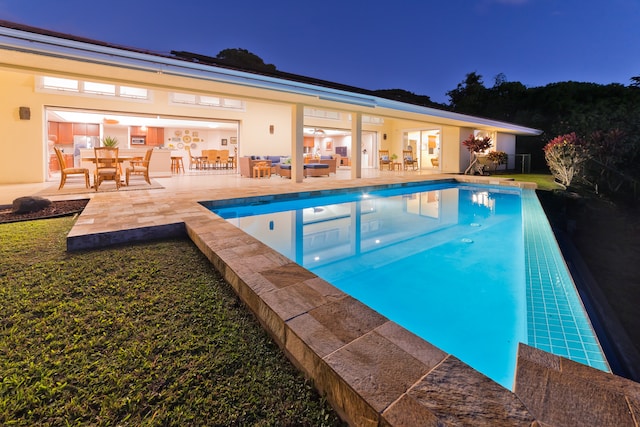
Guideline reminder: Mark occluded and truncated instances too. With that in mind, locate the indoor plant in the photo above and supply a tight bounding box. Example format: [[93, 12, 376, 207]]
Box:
[[101, 136, 119, 147]]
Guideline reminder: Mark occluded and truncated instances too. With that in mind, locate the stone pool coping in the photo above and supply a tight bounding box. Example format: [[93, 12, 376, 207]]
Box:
[[66, 175, 640, 426]]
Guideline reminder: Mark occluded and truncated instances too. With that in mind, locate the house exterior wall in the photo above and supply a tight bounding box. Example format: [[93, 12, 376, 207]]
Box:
[[0, 33, 539, 184], [495, 132, 516, 170]]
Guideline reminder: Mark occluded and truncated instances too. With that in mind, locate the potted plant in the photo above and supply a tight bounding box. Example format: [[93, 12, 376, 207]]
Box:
[[101, 136, 119, 147]]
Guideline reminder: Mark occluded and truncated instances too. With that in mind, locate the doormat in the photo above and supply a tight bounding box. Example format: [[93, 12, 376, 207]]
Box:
[[35, 179, 164, 197]]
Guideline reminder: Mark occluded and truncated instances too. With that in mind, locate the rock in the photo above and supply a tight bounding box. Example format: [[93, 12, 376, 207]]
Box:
[[12, 196, 52, 214]]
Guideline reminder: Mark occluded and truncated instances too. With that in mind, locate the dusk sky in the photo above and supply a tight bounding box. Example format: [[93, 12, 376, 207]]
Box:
[[2, 0, 639, 103]]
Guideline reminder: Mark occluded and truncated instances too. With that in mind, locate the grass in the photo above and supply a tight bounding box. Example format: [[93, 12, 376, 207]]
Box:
[[0, 217, 344, 426], [495, 173, 563, 191]]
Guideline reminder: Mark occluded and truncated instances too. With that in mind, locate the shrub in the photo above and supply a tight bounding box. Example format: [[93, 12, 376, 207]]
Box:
[[543, 132, 588, 188], [487, 151, 508, 165]]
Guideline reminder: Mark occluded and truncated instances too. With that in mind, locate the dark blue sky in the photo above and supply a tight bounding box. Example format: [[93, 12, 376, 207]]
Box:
[[2, 0, 638, 103]]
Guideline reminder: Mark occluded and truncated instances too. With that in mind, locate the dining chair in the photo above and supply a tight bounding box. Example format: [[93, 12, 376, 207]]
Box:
[[185, 145, 201, 169], [218, 149, 230, 169], [53, 146, 90, 189], [125, 148, 153, 185], [94, 146, 120, 191]]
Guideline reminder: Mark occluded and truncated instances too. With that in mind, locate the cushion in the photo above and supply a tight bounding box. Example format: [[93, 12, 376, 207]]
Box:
[[280, 157, 292, 164], [279, 164, 292, 170], [405, 155, 413, 162], [305, 163, 329, 169], [381, 155, 389, 161], [320, 155, 332, 160]]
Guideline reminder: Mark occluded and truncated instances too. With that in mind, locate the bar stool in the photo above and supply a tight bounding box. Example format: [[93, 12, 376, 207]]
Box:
[[171, 156, 185, 174]]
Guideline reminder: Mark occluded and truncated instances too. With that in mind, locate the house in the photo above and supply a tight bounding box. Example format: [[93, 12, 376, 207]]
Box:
[[0, 20, 541, 185]]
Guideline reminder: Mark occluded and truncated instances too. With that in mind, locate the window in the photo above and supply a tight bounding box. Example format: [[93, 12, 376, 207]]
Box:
[[42, 76, 78, 92], [304, 108, 340, 120], [170, 92, 245, 110], [119, 86, 148, 99], [199, 95, 221, 106], [39, 76, 149, 101], [363, 115, 384, 125], [83, 81, 116, 96]]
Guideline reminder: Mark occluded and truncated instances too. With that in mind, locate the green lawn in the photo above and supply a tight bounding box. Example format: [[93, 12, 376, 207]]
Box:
[[497, 173, 562, 191], [0, 217, 343, 426]]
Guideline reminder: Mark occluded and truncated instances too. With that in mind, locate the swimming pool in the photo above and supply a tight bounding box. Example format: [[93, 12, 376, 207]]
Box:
[[206, 181, 609, 388]]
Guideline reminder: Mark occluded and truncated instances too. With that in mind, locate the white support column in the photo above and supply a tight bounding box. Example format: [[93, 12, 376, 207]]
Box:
[[291, 103, 304, 182], [351, 112, 362, 179]]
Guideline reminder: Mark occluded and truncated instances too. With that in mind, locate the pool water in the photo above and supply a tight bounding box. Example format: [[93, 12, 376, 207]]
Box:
[[207, 182, 609, 389]]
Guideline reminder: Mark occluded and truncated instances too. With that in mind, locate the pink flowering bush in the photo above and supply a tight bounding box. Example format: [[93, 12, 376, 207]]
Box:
[[462, 134, 492, 154], [543, 132, 588, 188]]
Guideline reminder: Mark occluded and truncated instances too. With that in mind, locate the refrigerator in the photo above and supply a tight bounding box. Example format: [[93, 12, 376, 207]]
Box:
[[73, 135, 100, 167]]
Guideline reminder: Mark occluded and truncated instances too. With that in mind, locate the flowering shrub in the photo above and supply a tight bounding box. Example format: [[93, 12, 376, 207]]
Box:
[[487, 151, 508, 165], [462, 134, 492, 153], [543, 132, 588, 188]]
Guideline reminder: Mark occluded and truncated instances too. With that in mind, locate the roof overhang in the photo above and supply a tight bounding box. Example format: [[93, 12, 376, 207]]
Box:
[[0, 23, 542, 136]]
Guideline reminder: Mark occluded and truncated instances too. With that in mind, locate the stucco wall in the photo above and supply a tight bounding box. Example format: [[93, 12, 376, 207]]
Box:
[[495, 132, 516, 170], [0, 70, 46, 183]]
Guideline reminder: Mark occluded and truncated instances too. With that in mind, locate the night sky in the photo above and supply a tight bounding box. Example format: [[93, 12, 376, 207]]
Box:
[[2, 0, 638, 103]]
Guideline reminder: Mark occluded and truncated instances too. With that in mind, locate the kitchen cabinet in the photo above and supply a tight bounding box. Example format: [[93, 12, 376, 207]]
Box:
[[87, 123, 100, 136], [58, 123, 73, 144], [48, 121, 58, 140], [49, 153, 74, 172], [147, 127, 164, 145], [49, 121, 100, 143], [130, 126, 164, 145], [130, 126, 147, 136], [73, 123, 87, 135]]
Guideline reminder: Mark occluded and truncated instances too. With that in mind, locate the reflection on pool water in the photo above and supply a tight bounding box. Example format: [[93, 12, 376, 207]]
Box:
[[207, 182, 609, 389]]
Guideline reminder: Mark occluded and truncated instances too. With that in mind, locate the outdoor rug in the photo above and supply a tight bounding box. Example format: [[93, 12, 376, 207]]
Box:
[[35, 179, 164, 197]]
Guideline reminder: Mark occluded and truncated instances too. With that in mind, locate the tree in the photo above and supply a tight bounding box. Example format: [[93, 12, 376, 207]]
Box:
[[462, 134, 492, 175], [543, 133, 588, 188], [215, 48, 276, 72], [446, 72, 488, 115]]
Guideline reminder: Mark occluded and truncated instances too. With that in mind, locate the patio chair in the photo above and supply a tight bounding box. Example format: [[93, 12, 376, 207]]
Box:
[[125, 148, 153, 185], [403, 150, 418, 170], [379, 150, 391, 170], [53, 146, 90, 189], [94, 146, 120, 191]]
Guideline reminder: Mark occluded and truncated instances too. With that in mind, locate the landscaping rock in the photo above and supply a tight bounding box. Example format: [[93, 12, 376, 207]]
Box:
[[12, 196, 52, 214]]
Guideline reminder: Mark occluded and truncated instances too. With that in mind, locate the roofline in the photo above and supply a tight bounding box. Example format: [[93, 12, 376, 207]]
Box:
[[0, 20, 541, 136]]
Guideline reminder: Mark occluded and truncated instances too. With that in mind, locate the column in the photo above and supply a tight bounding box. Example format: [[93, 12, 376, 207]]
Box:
[[291, 103, 304, 182], [351, 111, 362, 179]]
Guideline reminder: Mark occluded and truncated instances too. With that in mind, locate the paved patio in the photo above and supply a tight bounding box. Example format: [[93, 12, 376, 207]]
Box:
[[3, 168, 640, 426]]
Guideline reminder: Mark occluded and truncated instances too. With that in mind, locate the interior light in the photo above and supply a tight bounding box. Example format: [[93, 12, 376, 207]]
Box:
[[375, 239, 380, 244], [314, 256, 320, 261]]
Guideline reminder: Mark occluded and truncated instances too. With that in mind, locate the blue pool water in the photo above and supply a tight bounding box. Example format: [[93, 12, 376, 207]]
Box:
[[206, 182, 609, 389]]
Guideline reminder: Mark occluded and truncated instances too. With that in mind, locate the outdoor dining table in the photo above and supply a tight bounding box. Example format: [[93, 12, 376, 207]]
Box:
[[82, 156, 136, 163], [81, 156, 137, 186]]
